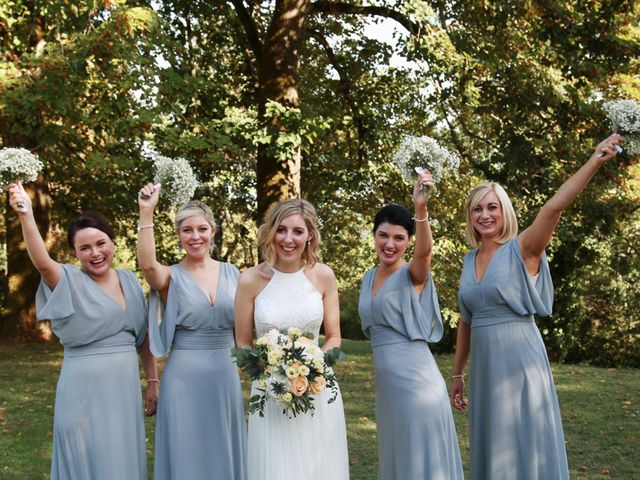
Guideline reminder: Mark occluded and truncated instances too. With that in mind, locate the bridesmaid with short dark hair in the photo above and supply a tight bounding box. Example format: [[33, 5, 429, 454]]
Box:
[[358, 172, 463, 480]]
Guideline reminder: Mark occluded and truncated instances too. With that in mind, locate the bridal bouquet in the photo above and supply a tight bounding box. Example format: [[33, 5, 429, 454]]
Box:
[[147, 150, 199, 205], [602, 99, 640, 157], [232, 327, 343, 418], [393, 135, 460, 192], [0, 147, 43, 210]]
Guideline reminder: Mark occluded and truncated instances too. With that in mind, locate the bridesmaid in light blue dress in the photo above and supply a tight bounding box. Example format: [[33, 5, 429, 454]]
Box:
[[9, 182, 158, 480], [138, 184, 247, 480], [358, 173, 463, 479], [451, 134, 625, 479]]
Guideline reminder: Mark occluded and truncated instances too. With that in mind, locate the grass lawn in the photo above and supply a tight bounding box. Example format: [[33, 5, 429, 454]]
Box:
[[1, 339, 638, 479]]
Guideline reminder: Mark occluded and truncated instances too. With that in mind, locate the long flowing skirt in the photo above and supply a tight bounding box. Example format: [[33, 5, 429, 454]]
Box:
[[154, 348, 247, 480], [373, 340, 464, 480], [469, 321, 569, 480], [247, 382, 349, 480], [51, 344, 146, 480]]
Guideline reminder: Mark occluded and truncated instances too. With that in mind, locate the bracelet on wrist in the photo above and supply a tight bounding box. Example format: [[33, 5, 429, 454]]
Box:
[[413, 215, 429, 223], [451, 374, 464, 380], [137, 223, 154, 232], [146, 378, 160, 384]]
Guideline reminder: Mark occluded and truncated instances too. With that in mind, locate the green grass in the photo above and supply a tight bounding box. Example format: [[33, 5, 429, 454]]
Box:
[[1, 340, 638, 479]]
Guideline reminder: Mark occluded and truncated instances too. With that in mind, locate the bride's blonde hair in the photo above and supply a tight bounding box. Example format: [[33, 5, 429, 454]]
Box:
[[258, 199, 321, 267]]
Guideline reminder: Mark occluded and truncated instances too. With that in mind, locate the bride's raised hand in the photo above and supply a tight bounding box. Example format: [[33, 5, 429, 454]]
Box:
[[8, 181, 32, 215]]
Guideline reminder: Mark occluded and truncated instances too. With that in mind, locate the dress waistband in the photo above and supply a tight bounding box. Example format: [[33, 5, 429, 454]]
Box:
[[172, 328, 235, 350], [64, 331, 137, 358], [369, 325, 412, 348], [470, 314, 535, 329]]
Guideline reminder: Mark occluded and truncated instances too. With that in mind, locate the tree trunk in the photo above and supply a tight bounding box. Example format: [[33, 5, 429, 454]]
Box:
[[3, 177, 51, 338], [255, 0, 310, 222]]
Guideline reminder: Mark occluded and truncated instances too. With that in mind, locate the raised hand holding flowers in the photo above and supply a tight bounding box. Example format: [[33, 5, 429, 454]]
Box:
[[393, 135, 460, 199], [602, 99, 640, 160], [143, 150, 199, 206], [0, 147, 43, 211]]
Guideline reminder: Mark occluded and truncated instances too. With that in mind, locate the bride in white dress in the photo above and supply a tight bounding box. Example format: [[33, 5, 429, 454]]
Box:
[[235, 199, 349, 480]]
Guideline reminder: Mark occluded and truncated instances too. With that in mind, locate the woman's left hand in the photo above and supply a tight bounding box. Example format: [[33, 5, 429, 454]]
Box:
[[412, 170, 434, 207], [144, 382, 159, 416]]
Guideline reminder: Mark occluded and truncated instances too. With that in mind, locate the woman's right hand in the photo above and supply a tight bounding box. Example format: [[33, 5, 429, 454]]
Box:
[[8, 181, 32, 215], [138, 183, 161, 212], [451, 377, 467, 411]]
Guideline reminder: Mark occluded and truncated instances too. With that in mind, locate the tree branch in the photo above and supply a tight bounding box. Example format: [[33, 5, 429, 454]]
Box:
[[229, 0, 263, 61], [311, 1, 419, 35], [307, 29, 367, 165]]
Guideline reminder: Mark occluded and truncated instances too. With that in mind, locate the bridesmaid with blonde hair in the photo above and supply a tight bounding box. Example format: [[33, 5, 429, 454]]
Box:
[[452, 134, 624, 479], [138, 184, 247, 480]]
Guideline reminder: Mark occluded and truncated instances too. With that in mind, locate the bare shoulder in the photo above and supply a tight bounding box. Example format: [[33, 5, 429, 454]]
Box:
[[305, 262, 337, 290], [237, 263, 273, 295]]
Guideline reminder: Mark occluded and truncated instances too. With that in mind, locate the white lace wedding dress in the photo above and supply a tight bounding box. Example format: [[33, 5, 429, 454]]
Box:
[[247, 268, 350, 480]]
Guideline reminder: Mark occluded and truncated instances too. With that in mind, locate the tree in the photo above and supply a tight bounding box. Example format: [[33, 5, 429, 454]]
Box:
[[0, 2, 160, 337]]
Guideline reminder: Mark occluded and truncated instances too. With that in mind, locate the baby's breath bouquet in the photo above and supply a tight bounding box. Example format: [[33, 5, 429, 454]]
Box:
[[602, 99, 640, 157], [0, 147, 43, 210], [232, 327, 343, 418], [148, 150, 199, 205], [393, 135, 460, 194]]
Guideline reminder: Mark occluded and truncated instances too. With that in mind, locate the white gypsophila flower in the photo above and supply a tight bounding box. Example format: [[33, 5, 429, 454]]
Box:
[[149, 151, 199, 205], [392, 135, 460, 184], [0, 148, 43, 190], [603, 99, 640, 155]]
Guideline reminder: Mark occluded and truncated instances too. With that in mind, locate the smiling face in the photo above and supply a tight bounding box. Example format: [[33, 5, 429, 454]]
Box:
[[470, 191, 504, 241], [373, 222, 410, 268], [272, 213, 311, 270], [178, 215, 214, 259], [73, 227, 115, 278]]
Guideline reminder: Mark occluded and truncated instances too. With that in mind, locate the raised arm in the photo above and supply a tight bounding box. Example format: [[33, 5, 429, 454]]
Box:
[[520, 134, 624, 271], [8, 181, 61, 289], [137, 184, 171, 295], [234, 270, 258, 348], [408, 171, 434, 287], [317, 264, 341, 352]]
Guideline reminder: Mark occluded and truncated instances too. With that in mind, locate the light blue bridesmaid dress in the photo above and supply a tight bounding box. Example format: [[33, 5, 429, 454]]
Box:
[[36, 264, 148, 480], [359, 264, 464, 480], [458, 237, 569, 480], [148, 262, 247, 480]]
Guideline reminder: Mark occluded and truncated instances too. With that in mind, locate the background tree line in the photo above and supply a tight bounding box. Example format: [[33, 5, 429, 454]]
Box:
[[1, 0, 638, 366]]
